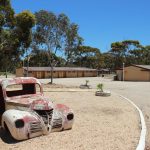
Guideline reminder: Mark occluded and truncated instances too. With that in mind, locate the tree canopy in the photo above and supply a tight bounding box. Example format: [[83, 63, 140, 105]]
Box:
[[74, 46, 102, 68], [0, 0, 35, 74], [109, 40, 147, 69]]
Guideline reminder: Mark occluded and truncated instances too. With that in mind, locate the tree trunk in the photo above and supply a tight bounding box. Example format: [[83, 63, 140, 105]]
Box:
[[26, 49, 29, 77], [50, 66, 53, 84], [5, 68, 7, 78]]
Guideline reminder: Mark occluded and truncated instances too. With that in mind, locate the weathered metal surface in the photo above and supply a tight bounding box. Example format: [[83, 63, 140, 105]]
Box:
[[0, 77, 74, 140], [30, 99, 53, 110]]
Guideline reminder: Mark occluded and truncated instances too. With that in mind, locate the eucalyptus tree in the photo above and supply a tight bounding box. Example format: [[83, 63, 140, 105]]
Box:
[[15, 11, 36, 49], [15, 11, 36, 76], [110, 41, 126, 68], [0, 0, 15, 75], [26, 50, 66, 67], [122, 40, 141, 56], [0, 0, 35, 76], [110, 40, 142, 68], [33, 10, 70, 83], [128, 49, 144, 64], [74, 46, 102, 69], [33, 10, 69, 55], [33, 10, 82, 83], [143, 46, 150, 65], [65, 23, 83, 65], [102, 52, 114, 70]]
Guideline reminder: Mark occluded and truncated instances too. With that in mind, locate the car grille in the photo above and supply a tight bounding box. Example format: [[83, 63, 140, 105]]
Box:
[[35, 109, 53, 125], [52, 118, 62, 129], [30, 122, 42, 133]]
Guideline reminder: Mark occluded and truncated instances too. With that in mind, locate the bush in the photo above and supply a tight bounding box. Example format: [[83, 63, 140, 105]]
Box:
[[97, 83, 104, 92]]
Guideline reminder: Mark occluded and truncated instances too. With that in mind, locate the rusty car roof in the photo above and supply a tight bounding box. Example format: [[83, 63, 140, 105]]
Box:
[[0, 77, 41, 85]]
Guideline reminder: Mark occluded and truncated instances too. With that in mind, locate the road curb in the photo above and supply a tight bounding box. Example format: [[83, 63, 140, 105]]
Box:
[[119, 95, 146, 150], [43, 89, 96, 92]]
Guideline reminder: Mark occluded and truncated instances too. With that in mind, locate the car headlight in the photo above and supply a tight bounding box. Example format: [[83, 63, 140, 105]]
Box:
[[15, 119, 25, 128], [67, 113, 74, 120]]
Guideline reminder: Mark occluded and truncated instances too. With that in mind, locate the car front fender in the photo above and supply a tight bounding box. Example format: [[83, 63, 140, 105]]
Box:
[[54, 104, 74, 130], [2, 109, 46, 140]]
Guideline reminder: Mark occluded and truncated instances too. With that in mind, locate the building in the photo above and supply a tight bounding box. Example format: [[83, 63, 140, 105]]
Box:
[[116, 68, 123, 81], [97, 68, 111, 76], [16, 67, 97, 79], [116, 65, 150, 81]]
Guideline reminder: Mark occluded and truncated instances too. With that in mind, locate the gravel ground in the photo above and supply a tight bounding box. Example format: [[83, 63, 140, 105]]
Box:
[[40, 76, 150, 148], [0, 89, 140, 150]]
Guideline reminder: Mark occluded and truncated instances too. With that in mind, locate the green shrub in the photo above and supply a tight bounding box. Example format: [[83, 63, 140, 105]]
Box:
[[85, 80, 89, 86], [97, 83, 104, 92]]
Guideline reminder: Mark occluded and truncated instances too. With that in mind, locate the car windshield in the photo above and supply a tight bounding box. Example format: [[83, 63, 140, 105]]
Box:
[[6, 83, 41, 97]]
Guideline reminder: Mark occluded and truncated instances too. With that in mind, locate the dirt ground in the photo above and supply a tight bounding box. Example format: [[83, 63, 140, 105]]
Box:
[[40, 76, 150, 148], [0, 88, 140, 150]]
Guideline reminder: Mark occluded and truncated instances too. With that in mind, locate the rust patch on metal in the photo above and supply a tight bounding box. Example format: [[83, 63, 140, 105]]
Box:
[[0, 77, 74, 140]]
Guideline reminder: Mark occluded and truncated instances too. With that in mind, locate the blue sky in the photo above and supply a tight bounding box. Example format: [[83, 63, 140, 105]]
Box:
[[11, 0, 150, 52]]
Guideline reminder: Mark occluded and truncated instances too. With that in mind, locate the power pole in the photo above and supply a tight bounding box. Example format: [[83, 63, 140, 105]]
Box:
[[123, 62, 125, 81]]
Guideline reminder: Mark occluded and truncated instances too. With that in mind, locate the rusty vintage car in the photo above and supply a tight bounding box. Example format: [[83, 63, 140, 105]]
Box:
[[0, 77, 74, 140]]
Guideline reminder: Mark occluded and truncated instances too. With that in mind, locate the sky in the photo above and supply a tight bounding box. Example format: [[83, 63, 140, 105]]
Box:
[[11, 0, 150, 52]]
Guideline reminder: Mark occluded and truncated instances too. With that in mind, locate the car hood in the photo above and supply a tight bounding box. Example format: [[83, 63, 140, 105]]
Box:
[[6, 95, 54, 110]]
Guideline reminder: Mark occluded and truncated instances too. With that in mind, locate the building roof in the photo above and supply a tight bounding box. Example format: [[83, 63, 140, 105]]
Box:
[[116, 65, 150, 71], [22, 67, 97, 72], [132, 65, 150, 70]]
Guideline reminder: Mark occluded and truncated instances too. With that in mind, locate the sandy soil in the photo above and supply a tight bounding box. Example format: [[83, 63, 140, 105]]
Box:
[[0, 89, 140, 150], [40, 77, 150, 149]]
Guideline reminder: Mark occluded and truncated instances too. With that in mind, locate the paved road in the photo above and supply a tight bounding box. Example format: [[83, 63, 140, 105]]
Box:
[[40, 77, 150, 148], [105, 79, 150, 149]]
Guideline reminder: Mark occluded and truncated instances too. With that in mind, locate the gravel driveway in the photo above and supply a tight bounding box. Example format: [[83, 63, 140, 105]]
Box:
[[0, 75, 148, 149], [0, 91, 139, 150], [40, 76, 150, 148]]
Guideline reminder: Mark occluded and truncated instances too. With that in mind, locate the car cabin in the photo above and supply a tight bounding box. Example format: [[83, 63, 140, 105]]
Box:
[[0, 77, 43, 116]]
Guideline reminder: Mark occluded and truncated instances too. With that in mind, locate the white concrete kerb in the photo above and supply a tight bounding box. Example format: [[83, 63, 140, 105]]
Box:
[[119, 95, 146, 150]]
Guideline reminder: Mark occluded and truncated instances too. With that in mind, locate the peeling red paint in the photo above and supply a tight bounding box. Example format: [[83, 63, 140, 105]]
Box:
[[0, 77, 74, 141], [30, 99, 53, 110], [56, 104, 69, 110]]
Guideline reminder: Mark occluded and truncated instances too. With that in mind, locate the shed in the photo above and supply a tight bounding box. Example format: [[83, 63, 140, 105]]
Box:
[[116, 65, 150, 81], [16, 67, 97, 79]]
